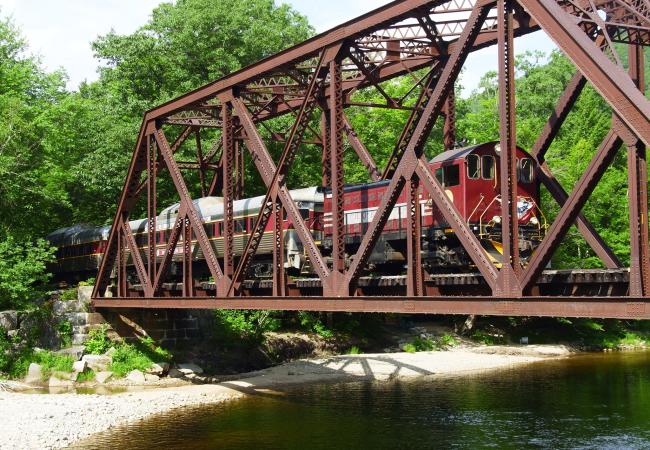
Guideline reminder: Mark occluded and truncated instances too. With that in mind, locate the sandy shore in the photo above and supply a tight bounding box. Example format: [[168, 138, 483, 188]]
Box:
[[0, 345, 571, 449]]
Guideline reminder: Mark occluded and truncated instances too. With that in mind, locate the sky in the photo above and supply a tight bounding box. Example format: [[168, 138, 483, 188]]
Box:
[[0, 0, 557, 94]]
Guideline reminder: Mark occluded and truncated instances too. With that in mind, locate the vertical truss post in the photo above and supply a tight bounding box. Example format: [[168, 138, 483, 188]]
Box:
[[329, 59, 346, 278], [235, 139, 245, 199], [117, 229, 127, 297], [273, 200, 286, 297], [406, 176, 424, 296], [321, 111, 332, 187], [627, 44, 650, 296], [222, 101, 235, 283], [443, 91, 456, 151], [195, 129, 207, 198], [497, 0, 521, 296], [147, 134, 157, 286], [182, 216, 193, 297]]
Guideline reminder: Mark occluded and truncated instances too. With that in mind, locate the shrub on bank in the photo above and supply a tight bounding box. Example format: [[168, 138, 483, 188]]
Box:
[[109, 336, 172, 377]]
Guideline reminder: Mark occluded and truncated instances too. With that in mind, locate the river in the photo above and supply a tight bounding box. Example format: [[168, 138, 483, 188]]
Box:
[[74, 351, 650, 449]]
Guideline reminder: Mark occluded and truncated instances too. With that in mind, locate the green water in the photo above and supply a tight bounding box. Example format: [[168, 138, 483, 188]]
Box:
[[74, 352, 650, 449]]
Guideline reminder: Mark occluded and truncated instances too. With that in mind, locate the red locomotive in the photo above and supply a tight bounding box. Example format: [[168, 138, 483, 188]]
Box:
[[47, 142, 546, 280]]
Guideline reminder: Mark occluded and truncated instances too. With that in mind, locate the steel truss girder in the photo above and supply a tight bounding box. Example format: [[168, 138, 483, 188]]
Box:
[[93, 0, 650, 313]]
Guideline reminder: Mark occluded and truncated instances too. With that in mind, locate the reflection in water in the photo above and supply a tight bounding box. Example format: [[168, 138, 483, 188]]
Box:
[[74, 352, 650, 450]]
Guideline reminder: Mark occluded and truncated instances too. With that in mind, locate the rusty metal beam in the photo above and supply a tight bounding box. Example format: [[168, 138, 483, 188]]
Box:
[[521, 131, 622, 292], [93, 297, 650, 320], [520, 0, 650, 147]]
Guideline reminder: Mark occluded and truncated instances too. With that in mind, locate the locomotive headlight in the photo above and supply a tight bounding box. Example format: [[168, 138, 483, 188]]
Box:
[[493, 215, 502, 224], [530, 216, 539, 225]]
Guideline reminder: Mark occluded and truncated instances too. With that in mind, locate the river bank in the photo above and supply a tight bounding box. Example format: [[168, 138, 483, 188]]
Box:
[[0, 344, 571, 449]]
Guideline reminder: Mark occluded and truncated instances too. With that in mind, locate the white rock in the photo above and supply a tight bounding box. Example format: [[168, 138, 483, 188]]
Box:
[[104, 347, 117, 357], [95, 371, 113, 384], [126, 370, 146, 384], [72, 360, 87, 373], [144, 374, 160, 382], [177, 363, 204, 375], [49, 376, 74, 388], [82, 355, 112, 372], [24, 363, 42, 384], [147, 362, 169, 376], [55, 346, 85, 361]]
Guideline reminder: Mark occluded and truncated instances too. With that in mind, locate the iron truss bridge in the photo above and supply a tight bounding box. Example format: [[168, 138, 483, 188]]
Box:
[[93, 0, 650, 319]]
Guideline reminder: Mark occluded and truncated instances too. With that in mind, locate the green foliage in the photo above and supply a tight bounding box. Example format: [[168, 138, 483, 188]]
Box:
[[59, 288, 77, 301], [31, 350, 74, 379], [0, 238, 55, 310], [297, 312, 334, 338], [404, 336, 437, 353], [76, 368, 95, 383], [471, 329, 504, 345], [84, 324, 113, 355], [438, 334, 458, 348], [78, 277, 95, 287], [109, 337, 172, 377], [57, 319, 73, 348], [347, 346, 361, 355], [214, 310, 281, 343]]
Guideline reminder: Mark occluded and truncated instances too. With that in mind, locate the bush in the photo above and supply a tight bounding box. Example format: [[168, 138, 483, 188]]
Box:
[[109, 337, 172, 377], [31, 350, 74, 379], [213, 310, 281, 343], [85, 324, 112, 355], [59, 288, 78, 301], [0, 237, 55, 310], [438, 334, 458, 347], [57, 320, 73, 348], [297, 312, 334, 338], [348, 346, 361, 355], [403, 337, 437, 353]]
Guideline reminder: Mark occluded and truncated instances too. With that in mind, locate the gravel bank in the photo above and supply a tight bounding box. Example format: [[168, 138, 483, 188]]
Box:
[[0, 345, 571, 449]]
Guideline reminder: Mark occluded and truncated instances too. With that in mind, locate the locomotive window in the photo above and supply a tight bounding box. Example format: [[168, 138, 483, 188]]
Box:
[[482, 155, 495, 180], [519, 158, 533, 183], [467, 154, 480, 179], [444, 165, 460, 187], [435, 165, 459, 187], [299, 209, 310, 220]]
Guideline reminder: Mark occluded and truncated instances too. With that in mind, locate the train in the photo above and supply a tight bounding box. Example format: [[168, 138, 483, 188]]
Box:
[[46, 142, 547, 282]]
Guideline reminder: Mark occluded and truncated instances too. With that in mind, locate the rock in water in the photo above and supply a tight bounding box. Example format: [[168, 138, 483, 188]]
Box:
[[82, 355, 112, 372], [95, 371, 113, 384], [49, 376, 74, 388], [168, 368, 183, 378], [126, 370, 146, 384], [0, 310, 18, 331], [177, 363, 204, 375], [24, 363, 43, 384], [144, 374, 160, 382]]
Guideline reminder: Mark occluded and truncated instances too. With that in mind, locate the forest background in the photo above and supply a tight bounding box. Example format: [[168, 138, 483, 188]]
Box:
[[0, 0, 646, 310]]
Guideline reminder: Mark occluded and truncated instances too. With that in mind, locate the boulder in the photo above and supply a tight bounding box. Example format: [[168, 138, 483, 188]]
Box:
[[24, 363, 43, 384], [0, 311, 18, 331], [82, 354, 112, 372], [49, 376, 74, 388], [177, 363, 204, 375], [72, 360, 87, 373], [72, 334, 89, 346], [144, 374, 160, 383], [147, 362, 170, 376], [126, 370, 146, 384], [77, 286, 94, 304], [95, 371, 114, 384], [56, 346, 85, 361], [168, 368, 183, 378], [104, 347, 117, 357]]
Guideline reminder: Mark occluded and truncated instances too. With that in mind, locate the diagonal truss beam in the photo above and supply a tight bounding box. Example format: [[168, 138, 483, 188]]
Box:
[[154, 128, 225, 289], [520, 0, 650, 147], [521, 130, 622, 292]]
